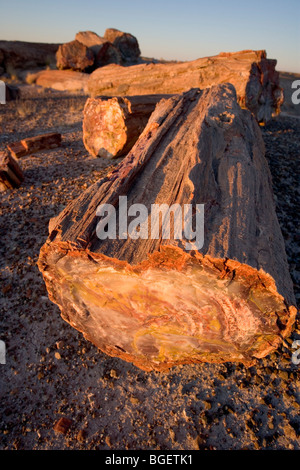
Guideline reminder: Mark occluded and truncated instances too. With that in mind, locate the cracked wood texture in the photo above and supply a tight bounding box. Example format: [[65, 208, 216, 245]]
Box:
[[38, 84, 296, 372], [88, 49, 283, 123]]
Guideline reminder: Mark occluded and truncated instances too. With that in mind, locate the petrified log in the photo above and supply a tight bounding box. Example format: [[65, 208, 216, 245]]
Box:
[[32, 69, 89, 92], [38, 85, 296, 372], [88, 49, 283, 123], [83, 94, 173, 158], [7, 132, 61, 158], [56, 40, 94, 72], [0, 151, 24, 191]]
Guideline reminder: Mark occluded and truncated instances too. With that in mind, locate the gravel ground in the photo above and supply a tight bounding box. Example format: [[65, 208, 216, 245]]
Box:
[[0, 87, 299, 451]]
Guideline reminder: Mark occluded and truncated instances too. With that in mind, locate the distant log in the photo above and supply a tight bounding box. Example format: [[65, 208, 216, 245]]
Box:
[[0, 151, 24, 191], [7, 132, 61, 158], [32, 69, 89, 92], [38, 85, 296, 372], [83, 94, 174, 158], [88, 49, 283, 122]]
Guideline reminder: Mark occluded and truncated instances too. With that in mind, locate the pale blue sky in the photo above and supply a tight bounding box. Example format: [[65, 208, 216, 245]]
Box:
[[0, 0, 299, 72]]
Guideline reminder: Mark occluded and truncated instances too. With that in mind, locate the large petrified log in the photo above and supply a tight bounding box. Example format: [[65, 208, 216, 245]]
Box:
[[88, 49, 283, 123], [38, 85, 296, 372], [83, 94, 173, 158]]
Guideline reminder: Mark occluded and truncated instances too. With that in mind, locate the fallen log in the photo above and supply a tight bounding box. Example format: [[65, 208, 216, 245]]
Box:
[[0, 151, 24, 191], [83, 94, 174, 158], [38, 85, 296, 372], [7, 132, 62, 159], [88, 49, 283, 123], [31, 70, 89, 93]]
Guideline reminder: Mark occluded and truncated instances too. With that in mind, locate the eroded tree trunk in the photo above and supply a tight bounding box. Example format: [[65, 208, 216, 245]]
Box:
[[83, 94, 173, 158], [38, 85, 296, 372], [88, 49, 283, 123]]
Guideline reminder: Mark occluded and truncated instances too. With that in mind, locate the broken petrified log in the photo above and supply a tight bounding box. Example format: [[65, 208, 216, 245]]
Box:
[[83, 94, 174, 158], [38, 85, 296, 372], [7, 132, 61, 158], [0, 151, 24, 191], [88, 49, 283, 123]]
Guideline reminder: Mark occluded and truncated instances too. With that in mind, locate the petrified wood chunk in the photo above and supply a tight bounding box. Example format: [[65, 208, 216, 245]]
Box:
[[88, 49, 283, 123], [94, 41, 122, 68], [83, 94, 173, 158], [7, 133, 61, 159], [56, 40, 94, 72], [0, 151, 24, 191], [103, 28, 141, 63], [38, 85, 296, 372]]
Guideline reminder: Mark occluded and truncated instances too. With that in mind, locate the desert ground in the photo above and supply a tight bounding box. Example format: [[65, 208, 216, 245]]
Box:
[[0, 73, 299, 451]]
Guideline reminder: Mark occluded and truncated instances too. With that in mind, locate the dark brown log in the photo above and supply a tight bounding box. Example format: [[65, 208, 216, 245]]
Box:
[[7, 132, 62, 159], [0, 151, 24, 191], [38, 85, 296, 372], [83, 94, 174, 158], [88, 49, 283, 123]]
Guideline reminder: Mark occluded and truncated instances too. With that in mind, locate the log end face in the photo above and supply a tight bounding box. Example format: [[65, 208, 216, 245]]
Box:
[[38, 244, 297, 371], [83, 97, 128, 158]]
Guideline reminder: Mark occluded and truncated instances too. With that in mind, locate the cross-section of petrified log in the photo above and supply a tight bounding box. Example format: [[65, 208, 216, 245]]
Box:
[[83, 94, 173, 158], [88, 49, 283, 123], [38, 85, 296, 371], [0, 151, 24, 191], [7, 132, 61, 158]]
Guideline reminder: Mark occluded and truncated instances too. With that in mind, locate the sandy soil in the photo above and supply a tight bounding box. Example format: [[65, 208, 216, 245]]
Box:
[[0, 83, 299, 450]]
